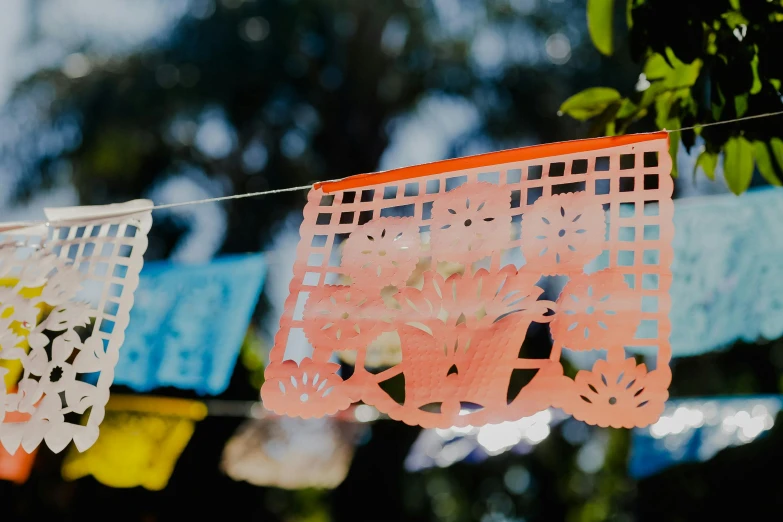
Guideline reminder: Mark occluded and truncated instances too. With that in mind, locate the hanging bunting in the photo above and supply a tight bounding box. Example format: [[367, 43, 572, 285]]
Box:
[[405, 408, 565, 472], [0, 447, 36, 485], [0, 410, 37, 484], [114, 254, 267, 395], [337, 331, 402, 369], [628, 396, 781, 479], [221, 410, 366, 490], [0, 201, 151, 454], [262, 133, 674, 429], [61, 395, 206, 490], [654, 188, 783, 357]]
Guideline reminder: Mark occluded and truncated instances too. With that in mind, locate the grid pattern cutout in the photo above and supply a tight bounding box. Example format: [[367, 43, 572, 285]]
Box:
[[0, 201, 151, 454], [264, 134, 673, 429]]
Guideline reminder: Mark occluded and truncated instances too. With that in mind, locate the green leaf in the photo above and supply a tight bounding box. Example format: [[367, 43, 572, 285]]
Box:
[[750, 53, 762, 95], [587, 101, 622, 137], [724, 136, 754, 194], [669, 130, 680, 178], [772, 78, 782, 91], [729, 0, 740, 9], [706, 32, 718, 55], [643, 50, 702, 89], [616, 98, 638, 119], [654, 90, 679, 130], [587, 0, 614, 56], [643, 54, 671, 80], [559, 87, 622, 120], [723, 10, 748, 28], [639, 81, 667, 109], [753, 141, 782, 186], [695, 151, 718, 180], [625, 0, 633, 28], [712, 86, 725, 120], [771, 138, 783, 170], [734, 94, 748, 117]]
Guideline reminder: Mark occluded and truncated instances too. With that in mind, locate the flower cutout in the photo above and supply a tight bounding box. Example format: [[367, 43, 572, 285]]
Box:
[[0, 324, 25, 356], [563, 357, 668, 428], [25, 335, 77, 400], [394, 267, 554, 353], [22, 394, 66, 453], [261, 359, 351, 417], [479, 266, 556, 328], [0, 287, 40, 333], [303, 286, 388, 352], [430, 182, 511, 265], [342, 217, 421, 289], [17, 332, 98, 416], [550, 271, 640, 351], [522, 192, 605, 274]]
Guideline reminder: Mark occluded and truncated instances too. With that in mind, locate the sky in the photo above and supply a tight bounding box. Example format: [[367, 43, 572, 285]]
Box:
[[0, 0, 188, 104], [0, 0, 25, 105], [0, 0, 730, 341]]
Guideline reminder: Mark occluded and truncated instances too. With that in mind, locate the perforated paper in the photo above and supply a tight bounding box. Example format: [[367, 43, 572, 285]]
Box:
[[221, 412, 365, 490], [0, 201, 151, 453], [61, 395, 206, 490], [262, 134, 674, 429], [663, 188, 783, 356], [0, 411, 36, 484], [114, 254, 267, 395]]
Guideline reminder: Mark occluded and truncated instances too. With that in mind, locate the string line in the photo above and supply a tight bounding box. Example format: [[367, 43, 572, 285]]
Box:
[[3, 110, 782, 228], [151, 184, 313, 210], [670, 110, 783, 133], [142, 109, 783, 211]]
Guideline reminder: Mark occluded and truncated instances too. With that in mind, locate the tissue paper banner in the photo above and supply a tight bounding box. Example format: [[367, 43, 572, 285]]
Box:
[[665, 188, 783, 356], [221, 413, 366, 490], [0, 200, 151, 454], [61, 395, 206, 490], [0, 446, 35, 484], [114, 254, 267, 395], [262, 133, 674, 429], [0, 411, 37, 484], [629, 396, 781, 479]]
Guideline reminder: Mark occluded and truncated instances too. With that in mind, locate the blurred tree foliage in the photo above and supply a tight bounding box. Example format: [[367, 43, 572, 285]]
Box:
[[562, 0, 783, 191], [3, 0, 636, 257], [0, 1, 643, 520], [2, 1, 783, 522]]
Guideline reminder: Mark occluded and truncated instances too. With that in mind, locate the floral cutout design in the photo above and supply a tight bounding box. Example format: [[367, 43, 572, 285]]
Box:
[[265, 133, 673, 429], [387, 267, 557, 421], [303, 286, 389, 352], [550, 271, 640, 351], [559, 357, 669, 429], [395, 267, 554, 350], [522, 192, 606, 274], [341, 217, 421, 289], [17, 333, 104, 416], [0, 200, 151, 454], [430, 182, 511, 265], [337, 331, 402, 368], [262, 359, 352, 418]]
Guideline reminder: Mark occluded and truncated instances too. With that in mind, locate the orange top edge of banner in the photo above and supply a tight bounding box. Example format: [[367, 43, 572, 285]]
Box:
[[315, 132, 669, 194]]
